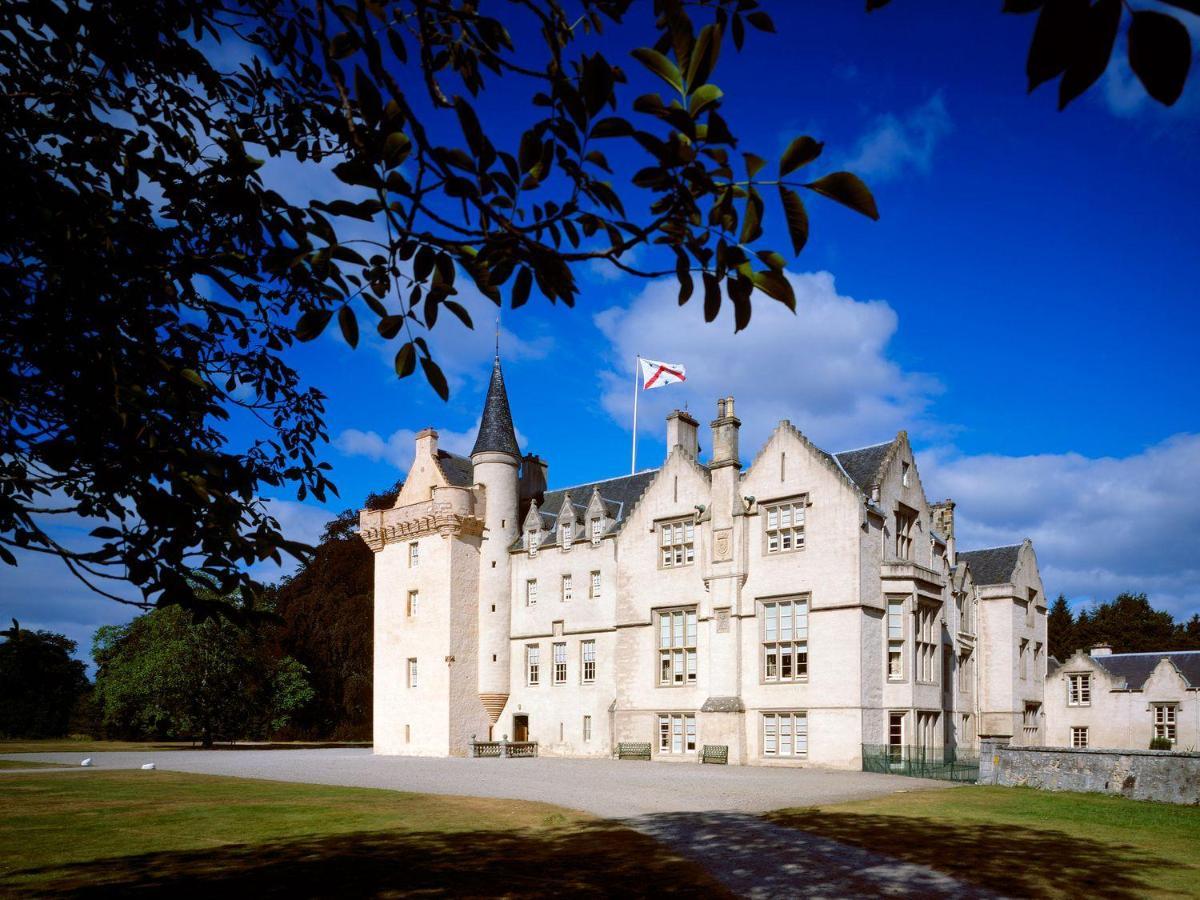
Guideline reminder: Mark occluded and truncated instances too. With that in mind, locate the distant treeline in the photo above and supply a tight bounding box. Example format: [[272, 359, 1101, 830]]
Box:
[[1047, 592, 1200, 661]]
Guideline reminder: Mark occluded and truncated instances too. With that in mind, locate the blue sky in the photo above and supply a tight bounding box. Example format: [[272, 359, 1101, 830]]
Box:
[[4, 3, 1199, 667]]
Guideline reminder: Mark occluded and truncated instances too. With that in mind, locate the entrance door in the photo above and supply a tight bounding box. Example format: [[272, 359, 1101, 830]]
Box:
[[513, 714, 529, 742]]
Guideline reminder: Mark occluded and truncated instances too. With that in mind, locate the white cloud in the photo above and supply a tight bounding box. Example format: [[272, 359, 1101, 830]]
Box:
[[335, 419, 527, 473], [594, 270, 941, 455], [843, 93, 952, 181], [919, 434, 1200, 620]]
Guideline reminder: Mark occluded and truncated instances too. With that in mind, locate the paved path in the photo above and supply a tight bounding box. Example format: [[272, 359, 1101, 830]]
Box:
[[3, 750, 988, 896], [1, 748, 954, 817]]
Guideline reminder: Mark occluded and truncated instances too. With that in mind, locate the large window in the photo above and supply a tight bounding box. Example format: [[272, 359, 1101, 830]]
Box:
[[1154, 705, 1177, 744], [1023, 702, 1041, 740], [658, 713, 697, 754], [762, 712, 808, 758], [658, 607, 697, 686], [764, 499, 806, 554], [525, 579, 537, 607], [762, 598, 808, 682], [526, 645, 540, 686], [955, 591, 974, 634], [581, 639, 596, 684], [916, 602, 937, 684], [1071, 726, 1089, 748], [553, 642, 567, 685], [659, 517, 696, 568], [958, 649, 972, 693], [916, 710, 939, 751], [887, 597, 905, 681], [1067, 673, 1091, 706], [888, 711, 904, 763], [894, 505, 916, 560]]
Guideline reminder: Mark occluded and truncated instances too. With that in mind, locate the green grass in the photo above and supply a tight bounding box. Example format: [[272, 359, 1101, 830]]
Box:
[[0, 759, 67, 769], [767, 785, 1200, 898], [0, 771, 728, 896], [0, 739, 370, 753]]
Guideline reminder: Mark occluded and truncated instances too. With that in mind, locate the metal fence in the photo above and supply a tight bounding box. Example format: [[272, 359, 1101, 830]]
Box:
[[862, 744, 979, 783]]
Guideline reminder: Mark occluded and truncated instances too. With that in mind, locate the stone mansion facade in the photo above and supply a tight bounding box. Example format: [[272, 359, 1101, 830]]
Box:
[[360, 357, 1048, 768]]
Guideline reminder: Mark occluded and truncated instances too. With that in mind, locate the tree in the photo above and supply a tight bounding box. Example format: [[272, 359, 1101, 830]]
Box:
[[1046, 594, 1076, 660], [1072, 592, 1181, 654], [5, 0, 1196, 620], [93, 597, 313, 746], [0, 621, 89, 738]]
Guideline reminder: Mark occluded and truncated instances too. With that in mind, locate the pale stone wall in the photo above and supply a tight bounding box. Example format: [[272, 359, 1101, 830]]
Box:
[[367, 399, 1047, 769], [1044, 651, 1199, 752], [980, 741, 1200, 805]]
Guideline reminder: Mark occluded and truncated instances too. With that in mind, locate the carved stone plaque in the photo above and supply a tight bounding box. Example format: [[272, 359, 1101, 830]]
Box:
[[713, 528, 732, 562], [715, 608, 731, 633]]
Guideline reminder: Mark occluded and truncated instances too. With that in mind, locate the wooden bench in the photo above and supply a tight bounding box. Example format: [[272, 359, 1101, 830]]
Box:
[[617, 742, 652, 760], [700, 744, 729, 765]]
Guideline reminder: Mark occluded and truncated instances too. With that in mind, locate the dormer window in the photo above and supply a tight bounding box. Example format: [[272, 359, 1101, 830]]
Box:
[[590, 517, 602, 544], [901, 461, 911, 487], [560, 522, 574, 547], [527, 530, 539, 557]]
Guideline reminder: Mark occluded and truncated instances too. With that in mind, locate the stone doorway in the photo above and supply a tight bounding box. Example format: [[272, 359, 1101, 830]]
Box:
[[513, 714, 529, 742]]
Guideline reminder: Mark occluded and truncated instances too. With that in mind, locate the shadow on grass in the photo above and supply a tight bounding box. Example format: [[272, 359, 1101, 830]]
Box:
[[765, 808, 1162, 899], [9, 822, 730, 898]]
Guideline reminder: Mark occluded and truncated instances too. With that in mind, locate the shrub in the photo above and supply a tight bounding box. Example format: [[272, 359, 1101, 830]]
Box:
[[1149, 737, 1173, 751]]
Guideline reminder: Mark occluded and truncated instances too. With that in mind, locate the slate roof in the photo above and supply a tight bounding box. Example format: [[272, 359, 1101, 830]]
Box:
[[520, 469, 659, 548], [956, 545, 1022, 585], [1093, 651, 1200, 690], [436, 451, 474, 487], [470, 357, 521, 458], [834, 441, 894, 494]]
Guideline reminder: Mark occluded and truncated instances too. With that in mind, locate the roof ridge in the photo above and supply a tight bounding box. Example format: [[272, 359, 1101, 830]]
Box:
[[960, 544, 1024, 553], [546, 468, 659, 494], [1106, 650, 1200, 657], [833, 439, 894, 456]]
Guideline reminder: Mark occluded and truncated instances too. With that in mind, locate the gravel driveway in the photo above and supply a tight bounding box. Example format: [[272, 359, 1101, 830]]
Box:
[[1, 748, 954, 818]]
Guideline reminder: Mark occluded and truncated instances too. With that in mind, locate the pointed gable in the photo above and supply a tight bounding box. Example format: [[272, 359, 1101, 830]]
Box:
[[957, 544, 1023, 585]]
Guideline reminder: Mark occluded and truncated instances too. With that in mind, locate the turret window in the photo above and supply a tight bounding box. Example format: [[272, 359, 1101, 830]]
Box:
[[764, 498, 806, 554], [659, 518, 695, 568]]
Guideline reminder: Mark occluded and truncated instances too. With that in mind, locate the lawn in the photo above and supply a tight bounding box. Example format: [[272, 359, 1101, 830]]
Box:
[[768, 785, 1200, 899], [0, 771, 727, 896], [0, 739, 371, 753]]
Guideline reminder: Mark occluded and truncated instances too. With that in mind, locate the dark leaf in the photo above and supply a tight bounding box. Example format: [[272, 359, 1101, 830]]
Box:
[[296, 309, 332, 342], [1128, 10, 1192, 106], [511, 266, 532, 309], [394, 342, 416, 377], [688, 83, 723, 116], [384, 131, 411, 168], [443, 300, 473, 328], [779, 186, 810, 255], [753, 269, 796, 311], [1027, 0, 1088, 92], [803, 172, 879, 221], [591, 117, 635, 138], [631, 47, 683, 93], [702, 272, 722, 322], [1058, 0, 1121, 109], [421, 357, 450, 400], [378, 315, 405, 339], [743, 152, 766, 178], [1003, 0, 1043, 11], [746, 11, 775, 32], [685, 23, 721, 89], [740, 186, 764, 244], [779, 136, 823, 177], [338, 306, 359, 348]]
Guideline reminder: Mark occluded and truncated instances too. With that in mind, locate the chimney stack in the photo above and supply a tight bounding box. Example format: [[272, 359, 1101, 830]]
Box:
[[709, 396, 740, 469], [666, 410, 699, 460], [519, 453, 548, 504], [414, 427, 438, 461], [1090, 644, 1113, 658]]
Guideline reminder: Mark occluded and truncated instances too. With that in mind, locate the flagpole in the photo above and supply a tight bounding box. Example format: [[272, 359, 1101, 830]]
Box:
[[631, 355, 640, 475]]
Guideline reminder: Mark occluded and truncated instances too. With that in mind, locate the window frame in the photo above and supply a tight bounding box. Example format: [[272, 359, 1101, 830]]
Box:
[[589, 569, 601, 599], [1153, 704, 1177, 744], [552, 641, 567, 685], [887, 595, 906, 682], [1067, 673, 1091, 707], [581, 639, 596, 684], [408, 541, 419, 567], [761, 711, 808, 758], [915, 601, 937, 684], [1071, 726, 1089, 748], [561, 574, 572, 602], [525, 578, 537, 607], [406, 589, 418, 618], [657, 712, 697, 755], [656, 606, 698, 687], [760, 596, 809, 684], [525, 644, 540, 686], [762, 496, 807, 555], [658, 516, 696, 569], [406, 657, 418, 689], [894, 503, 917, 560]]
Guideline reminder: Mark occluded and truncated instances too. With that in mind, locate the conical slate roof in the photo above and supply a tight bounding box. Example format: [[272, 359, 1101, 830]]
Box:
[[471, 356, 521, 458]]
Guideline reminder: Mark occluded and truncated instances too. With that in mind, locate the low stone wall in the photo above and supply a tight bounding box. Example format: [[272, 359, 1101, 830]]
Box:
[[978, 739, 1200, 805]]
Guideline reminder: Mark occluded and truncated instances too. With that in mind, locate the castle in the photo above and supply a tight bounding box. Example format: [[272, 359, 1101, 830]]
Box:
[[359, 356, 1048, 768]]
